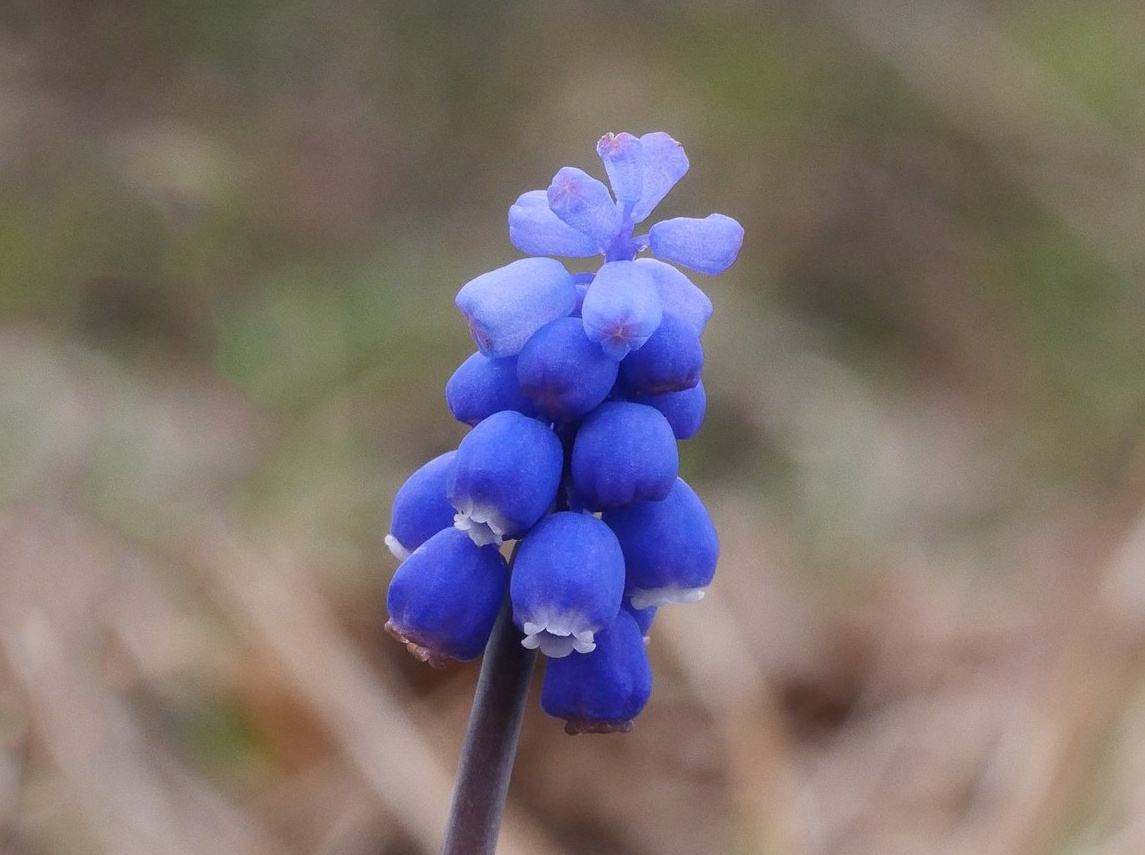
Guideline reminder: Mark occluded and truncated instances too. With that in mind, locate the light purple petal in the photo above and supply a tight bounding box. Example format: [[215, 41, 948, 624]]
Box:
[[580, 261, 663, 361], [508, 190, 600, 257], [596, 132, 643, 205], [633, 258, 713, 335], [455, 258, 577, 358], [547, 166, 622, 245], [648, 214, 744, 275], [631, 132, 689, 224]]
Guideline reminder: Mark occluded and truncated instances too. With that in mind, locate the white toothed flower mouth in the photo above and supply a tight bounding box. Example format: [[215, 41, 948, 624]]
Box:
[[509, 511, 626, 659], [520, 615, 597, 658], [452, 498, 512, 547], [628, 585, 705, 610]]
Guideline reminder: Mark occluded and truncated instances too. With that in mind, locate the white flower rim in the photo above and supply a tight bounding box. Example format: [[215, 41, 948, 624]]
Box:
[[452, 500, 511, 547], [629, 584, 706, 610], [384, 534, 411, 561], [520, 612, 596, 658]]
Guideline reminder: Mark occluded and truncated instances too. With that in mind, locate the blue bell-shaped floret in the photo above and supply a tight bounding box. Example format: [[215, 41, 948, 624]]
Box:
[[385, 527, 509, 666], [508, 190, 600, 258], [547, 166, 623, 247], [511, 511, 625, 658], [595, 132, 643, 205], [618, 312, 704, 395], [580, 261, 662, 361], [630, 132, 690, 224], [455, 258, 577, 358], [570, 402, 678, 510], [648, 213, 744, 275], [540, 608, 653, 734], [446, 351, 539, 426], [517, 317, 619, 423], [385, 451, 458, 560], [603, 477, 719, 608], [448, 410, 563, 546], [629, 380, 707, 440]]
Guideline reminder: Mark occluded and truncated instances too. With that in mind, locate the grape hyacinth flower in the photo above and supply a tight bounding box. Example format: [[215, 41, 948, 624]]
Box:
[[541, 609, 653, 734], [385, 527, 509, 666], [384, 450, 458, 560], [510, 511, 625, 657], [383, 132, 741, 854]]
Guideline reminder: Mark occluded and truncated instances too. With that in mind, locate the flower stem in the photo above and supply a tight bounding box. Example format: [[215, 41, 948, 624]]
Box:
[[440, 587, 536, 855]]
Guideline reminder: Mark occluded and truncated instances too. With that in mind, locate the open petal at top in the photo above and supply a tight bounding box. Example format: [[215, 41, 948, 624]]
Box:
[[547, 167, 622, 246], [631, 132, 689, 224], [633, 258, 713, 335], [596, 132, 643, 205], [580, 261, 662, 361], [648, 214, 744, 275], [509, 190, 600, 257], [455, 257, 577, 357]]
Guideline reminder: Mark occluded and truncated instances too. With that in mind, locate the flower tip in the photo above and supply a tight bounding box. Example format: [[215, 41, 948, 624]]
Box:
[[520, 620, 597, 657], [596, 131, 623, 152], [648, 213, 744, 275], [563, 716, 634, 736], [384, 618, 450, 668], [595, 131, 639, 160], [384, 533, 411, 561], [629, 586, 706, 610]]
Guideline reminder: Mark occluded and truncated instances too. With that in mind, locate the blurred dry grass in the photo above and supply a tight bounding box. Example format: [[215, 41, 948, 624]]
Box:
[[2, 1, 1145, 853]]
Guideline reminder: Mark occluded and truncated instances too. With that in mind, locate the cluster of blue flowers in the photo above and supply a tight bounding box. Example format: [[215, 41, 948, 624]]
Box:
[[384, 132, 742, 734]]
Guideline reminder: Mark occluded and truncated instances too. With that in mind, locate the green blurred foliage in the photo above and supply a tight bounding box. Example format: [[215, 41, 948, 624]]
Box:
[[2, 0, 1143, 564]]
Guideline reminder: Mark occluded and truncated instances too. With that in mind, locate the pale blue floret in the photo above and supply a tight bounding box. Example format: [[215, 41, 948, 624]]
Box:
[[502, 132, 742, 331], [446, 351, 539, 426], [506, 131, 693, 266], [385, 527, 509, 666], [511, 511, 625, 658], [603, 477, 719, 609], [579, 260, 662, 361], [508, 190, 600, 257], [540, 608, 653, 734], [647, 214, 745, 275], [595, 132, 644, 205], [571, 401, 678, 510], [633, 258, 713, 336], [455, 257, 577, 358], [547, 167, 623, 247], [385, 450, 458, 560], [629, 131, 690, 224], [448, 410, 563, 545]]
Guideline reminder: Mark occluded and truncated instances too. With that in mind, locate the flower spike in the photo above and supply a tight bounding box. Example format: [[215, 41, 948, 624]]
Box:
[[388, 132, 741, 753]]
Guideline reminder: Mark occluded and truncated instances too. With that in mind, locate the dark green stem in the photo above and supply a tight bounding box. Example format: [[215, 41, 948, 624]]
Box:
[[440, 587, 536, 855]]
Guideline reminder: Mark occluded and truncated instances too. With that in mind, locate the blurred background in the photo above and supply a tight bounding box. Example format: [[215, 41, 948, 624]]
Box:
[[2, 0, 1145, 853]]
